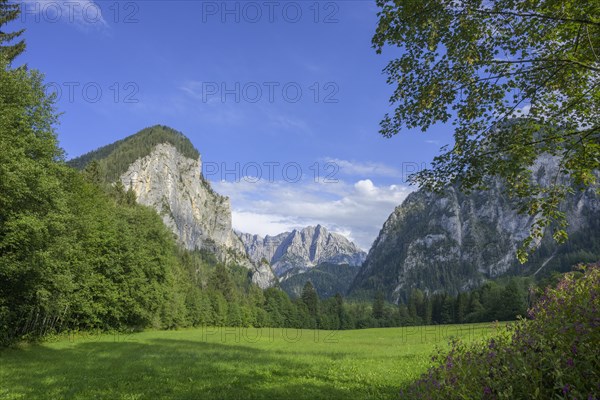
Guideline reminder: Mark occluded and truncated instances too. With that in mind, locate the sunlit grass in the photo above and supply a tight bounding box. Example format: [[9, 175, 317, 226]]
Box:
[[0, 323, 498, 399]]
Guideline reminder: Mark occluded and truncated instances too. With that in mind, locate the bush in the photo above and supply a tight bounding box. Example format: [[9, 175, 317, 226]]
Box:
[[401, 264, 600, 399]]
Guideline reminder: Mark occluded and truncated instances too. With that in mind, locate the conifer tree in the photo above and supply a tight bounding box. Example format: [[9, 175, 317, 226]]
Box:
[[301, 281, 319, 317], [372, 290, 385, 320], [0, 0, 25, 63]]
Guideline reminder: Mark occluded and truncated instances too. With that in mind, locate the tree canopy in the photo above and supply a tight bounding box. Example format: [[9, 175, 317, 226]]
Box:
[[373, 0, 600, 261]]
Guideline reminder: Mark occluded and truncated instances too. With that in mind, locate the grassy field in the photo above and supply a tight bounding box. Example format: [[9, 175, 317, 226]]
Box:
[[0, 323, 498, 399]]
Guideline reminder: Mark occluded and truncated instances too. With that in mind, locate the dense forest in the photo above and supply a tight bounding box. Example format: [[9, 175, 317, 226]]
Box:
[[280, 263, 361, 299]]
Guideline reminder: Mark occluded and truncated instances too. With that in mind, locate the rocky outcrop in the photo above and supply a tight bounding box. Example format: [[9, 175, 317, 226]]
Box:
[[237, 225, 367, 280], [350, 156, 600, 303], [236, 232, 289, 267], [119, 143, 277, 288]]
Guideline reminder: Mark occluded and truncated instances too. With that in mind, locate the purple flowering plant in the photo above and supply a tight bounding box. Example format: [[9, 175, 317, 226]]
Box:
[[400, 264, 600, 399]]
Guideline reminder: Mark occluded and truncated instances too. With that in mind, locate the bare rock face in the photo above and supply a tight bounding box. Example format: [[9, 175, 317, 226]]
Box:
[[350, 155, 600, 303], [119, 143, 277, 288], [237, 225, 367, 280]]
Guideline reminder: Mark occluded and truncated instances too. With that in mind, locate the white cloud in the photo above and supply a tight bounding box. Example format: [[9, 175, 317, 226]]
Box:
[[213, 177, 413, 250], [22, 0, 108, 30], [354, 179, 376, 195], [232, 212, 304, 237]]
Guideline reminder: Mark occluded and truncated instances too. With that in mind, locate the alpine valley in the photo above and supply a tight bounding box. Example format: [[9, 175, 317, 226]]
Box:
[[68, 126, 367, 295], [4, 2, 598, 398], [69, 126, 600, 304]]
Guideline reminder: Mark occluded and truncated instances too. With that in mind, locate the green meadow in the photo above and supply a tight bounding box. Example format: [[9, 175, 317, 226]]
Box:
[[0, 323, 498, 399]]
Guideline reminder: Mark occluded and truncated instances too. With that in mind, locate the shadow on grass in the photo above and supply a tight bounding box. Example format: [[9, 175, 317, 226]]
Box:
[[0, 337, 400, 399]]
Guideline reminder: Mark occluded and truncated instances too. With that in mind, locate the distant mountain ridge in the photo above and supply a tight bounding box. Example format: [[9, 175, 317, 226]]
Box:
[[237, 225, 367, 280], [349, 155, 600, 303]]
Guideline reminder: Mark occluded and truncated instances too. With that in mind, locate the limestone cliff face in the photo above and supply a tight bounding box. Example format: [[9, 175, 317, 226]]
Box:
[[237, 225, 367, 280], [119, 143, 277, 288], [350, 156, 600, 303]]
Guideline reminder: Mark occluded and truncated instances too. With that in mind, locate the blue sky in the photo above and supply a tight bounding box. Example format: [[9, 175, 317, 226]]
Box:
[[15, 0, 454, 249]]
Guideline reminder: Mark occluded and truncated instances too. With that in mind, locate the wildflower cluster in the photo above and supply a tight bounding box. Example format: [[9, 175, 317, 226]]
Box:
[[401, 264, 600, 399]]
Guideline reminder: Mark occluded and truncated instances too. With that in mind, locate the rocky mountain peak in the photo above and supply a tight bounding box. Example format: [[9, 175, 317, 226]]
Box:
[[119, 142, 277, 288], [68, 127, 278, 289], [237, 225, 367, 280]]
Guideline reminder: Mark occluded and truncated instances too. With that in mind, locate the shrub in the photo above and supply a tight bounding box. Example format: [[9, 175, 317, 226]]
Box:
[[401, 264, 600, 399]]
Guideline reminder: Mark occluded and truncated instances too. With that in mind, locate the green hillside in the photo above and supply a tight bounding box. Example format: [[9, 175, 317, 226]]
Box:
[[67, 125, 200, 182]]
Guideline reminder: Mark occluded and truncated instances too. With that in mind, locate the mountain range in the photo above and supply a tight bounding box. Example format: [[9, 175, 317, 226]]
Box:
[[236, 226, 366, 297], [349, 155, 600, 302], [236, 225, 366, 280], [70, 126, 600, 303], [68, 126, 365, 292]]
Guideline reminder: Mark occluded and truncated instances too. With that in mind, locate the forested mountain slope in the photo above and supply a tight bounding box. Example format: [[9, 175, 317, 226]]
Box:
[[69, 126, 276, 288]]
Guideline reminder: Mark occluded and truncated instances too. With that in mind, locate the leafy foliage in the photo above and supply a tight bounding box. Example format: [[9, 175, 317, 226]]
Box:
[[373, 0, 600, 260], [0, 59, 68, 343], [401, 264, 600, 399]]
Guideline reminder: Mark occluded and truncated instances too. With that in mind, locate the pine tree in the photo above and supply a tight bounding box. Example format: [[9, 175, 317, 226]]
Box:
[[423, 296, 432, 324], [83, 160, 103, 186], [455, 293, 469, 323], [397, 303, 411, 326], [0, 0, 25, 63], [372, 290, 385, 320], [407, 289, 424, 324], [301, 281, 319, 317], [500, 279, 526, 320], [466, 292, 485, 322], [209, 264, 235, 303], [440, 295, 454, 324], [124, 188, 137, 206], [333, 293, 344, 329]]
